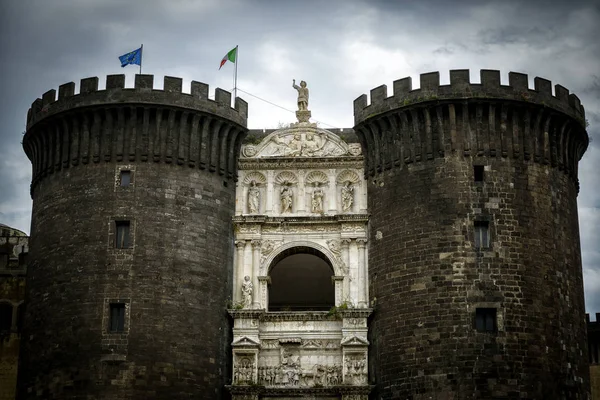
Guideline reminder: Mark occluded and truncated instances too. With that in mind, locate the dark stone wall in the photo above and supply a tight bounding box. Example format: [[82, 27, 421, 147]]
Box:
[[18, 75, 246, 399], [355, 70, 589, 400]]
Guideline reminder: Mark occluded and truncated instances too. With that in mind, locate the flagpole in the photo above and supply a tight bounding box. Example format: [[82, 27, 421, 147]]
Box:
[[139, 44, 143, 74], [234, 45, 238, 101]]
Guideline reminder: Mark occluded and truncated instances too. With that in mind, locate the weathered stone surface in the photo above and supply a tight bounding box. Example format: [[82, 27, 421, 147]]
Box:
[[19, 76, 248, 399], [354, 70, 589, 399]]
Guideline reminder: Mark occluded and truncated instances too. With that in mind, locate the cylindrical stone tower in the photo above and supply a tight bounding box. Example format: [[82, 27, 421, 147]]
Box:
[[354, 70, 589, 399], [19, 74, 247, 399]]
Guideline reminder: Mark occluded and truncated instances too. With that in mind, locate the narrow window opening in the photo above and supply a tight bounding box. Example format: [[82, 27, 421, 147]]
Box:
[[115, 221, 131, 249], [0, 303, 13, 332], [109, 303, 125, 332], [474, 165, 484, 182], [474, 221, 490, 249], [475, 308, 497, 332], [120, 170, 131, 187]]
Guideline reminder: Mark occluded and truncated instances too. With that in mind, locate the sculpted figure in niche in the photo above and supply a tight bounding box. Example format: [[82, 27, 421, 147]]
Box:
[[241, 275, 253, 307], [292, 79, 309, 111], [248, 180, 260, 213], [311, 182, 324, 213], [341, 181, 354, 212], [280, 185, 293, 213]]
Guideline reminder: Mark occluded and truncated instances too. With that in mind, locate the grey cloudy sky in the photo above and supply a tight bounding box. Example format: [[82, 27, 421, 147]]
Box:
[[0, 0, 599, 310]]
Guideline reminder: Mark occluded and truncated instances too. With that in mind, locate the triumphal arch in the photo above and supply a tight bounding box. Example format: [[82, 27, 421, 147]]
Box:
[[228, 81, 372, 400]]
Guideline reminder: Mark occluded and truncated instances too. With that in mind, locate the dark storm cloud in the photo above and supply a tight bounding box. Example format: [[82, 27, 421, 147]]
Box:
[[0, 0, 599, 311]]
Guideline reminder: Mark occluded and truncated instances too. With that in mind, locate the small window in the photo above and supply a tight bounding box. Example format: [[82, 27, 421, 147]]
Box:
[[474, 221, 490, 249], [120, 170, 131, 187], [475, 308, 497, 332], [474, 165, 484, 182], [109, 303, 125, 332], [0, 303, 13, 332], [115, 221, 130, 249]]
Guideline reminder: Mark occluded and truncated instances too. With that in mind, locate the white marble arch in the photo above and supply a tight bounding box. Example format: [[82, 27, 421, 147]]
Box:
[[261, 240, 347, 308], [262, 240, 344, 277]]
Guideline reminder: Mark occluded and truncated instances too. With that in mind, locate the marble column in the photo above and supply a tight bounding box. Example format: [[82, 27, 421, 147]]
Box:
[[341, 239, 351, 303], [251, 240, 261, 308], [349, 239, 359, 304], [357, 238, 368, 307], [243, 240, 253, 280], [266, 170, 274, 214], [258, 276, 270, 310], [234, 240, 246, 303], [328, 169, 337, 212], [297, 170, 306, 213]]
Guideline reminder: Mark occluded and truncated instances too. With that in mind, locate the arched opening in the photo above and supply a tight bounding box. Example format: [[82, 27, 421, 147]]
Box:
[[268, 246, 335, 311], [0, 302, 13, 332]]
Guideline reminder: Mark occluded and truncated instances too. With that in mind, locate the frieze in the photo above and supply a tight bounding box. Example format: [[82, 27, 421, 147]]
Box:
[[235, 225, 261, 234], [240, 124, 360, 159], [233, 353, 257, 385], [234, 214, 368, 225], [259, 311, 340, 322], [256, 364, 342, 387], [238, 159, 363, 170], [228, 386, 372, 396], [341, 223, 367, 232], [343, 353, 367, 385], [262, 224, 342, 234], [301, 339, 340, 349], [260, 339, 280, 349]]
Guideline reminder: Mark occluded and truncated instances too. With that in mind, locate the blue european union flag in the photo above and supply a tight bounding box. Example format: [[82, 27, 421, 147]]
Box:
[[118, 47, 142, 67]]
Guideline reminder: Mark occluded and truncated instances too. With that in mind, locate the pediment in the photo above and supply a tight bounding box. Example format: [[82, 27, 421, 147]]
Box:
[[241, 125, 361, 159], [232, 336, 260, 347], [341, 335, 369, 346]]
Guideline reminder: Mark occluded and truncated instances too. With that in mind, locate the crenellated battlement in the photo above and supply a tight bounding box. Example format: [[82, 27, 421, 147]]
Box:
[[23, 75, 249, 192], [27, 74, 248, 128], [352, 70, 589, 186], [354, 70, 585, 126]]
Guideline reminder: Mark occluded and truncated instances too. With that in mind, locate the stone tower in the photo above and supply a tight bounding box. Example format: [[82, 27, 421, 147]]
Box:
[[19, 75, 247, 399], [353, 70, 589, 399]]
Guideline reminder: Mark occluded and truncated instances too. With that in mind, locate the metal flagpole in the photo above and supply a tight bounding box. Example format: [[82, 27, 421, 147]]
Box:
[[234, 45, 238, 100], [139, 44, 143, 74]]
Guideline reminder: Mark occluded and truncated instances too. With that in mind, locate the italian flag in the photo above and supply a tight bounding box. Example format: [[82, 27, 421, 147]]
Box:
[[219, 47, 237, 70]]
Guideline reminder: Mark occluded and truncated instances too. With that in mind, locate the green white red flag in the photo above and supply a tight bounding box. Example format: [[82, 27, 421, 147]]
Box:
[[219, 47, 237, 70]]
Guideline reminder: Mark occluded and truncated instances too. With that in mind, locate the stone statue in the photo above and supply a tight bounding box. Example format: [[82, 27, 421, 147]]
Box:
[[287, 134, 303, 156], [311, 183, 324, 213], [292, 79, 309, 111], [341, 181, 354, 212], [241, 275, 253, 307], [301, 132, 325, 156], [248, 180, 260, 213], [280, 186, 293, 213]]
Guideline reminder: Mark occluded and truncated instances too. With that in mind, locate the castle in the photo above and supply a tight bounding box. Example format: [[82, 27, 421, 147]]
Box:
[[3, 69, 590, 399]]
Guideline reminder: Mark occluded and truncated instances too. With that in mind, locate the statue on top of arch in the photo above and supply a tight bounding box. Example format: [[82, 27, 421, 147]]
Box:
[[293, 78, 311, 123]]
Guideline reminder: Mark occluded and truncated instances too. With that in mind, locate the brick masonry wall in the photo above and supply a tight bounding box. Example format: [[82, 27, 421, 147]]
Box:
[[19, 161, 236, 400], [18, 76, 246, 399], [355, 71, 589, 400], [366, 157, 588, 399]]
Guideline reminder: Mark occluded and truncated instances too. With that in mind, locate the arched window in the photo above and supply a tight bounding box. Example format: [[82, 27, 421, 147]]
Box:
[[0, 302, 13, 332], [269, 247, 335, 311]]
